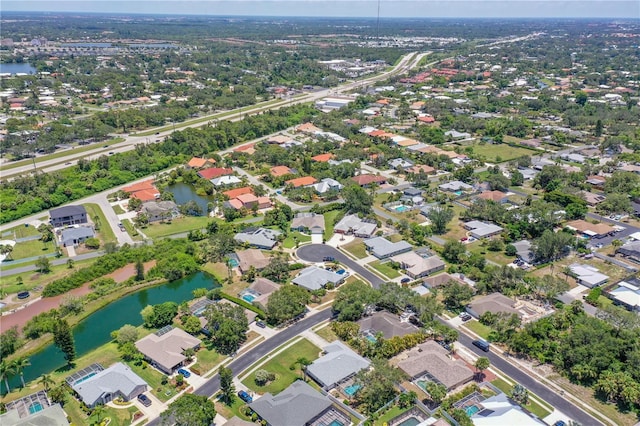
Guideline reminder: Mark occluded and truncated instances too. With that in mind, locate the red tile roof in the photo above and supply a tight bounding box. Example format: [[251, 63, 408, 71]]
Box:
[[270, 166, 293, 177], [311, 153, 334, 162], [223, 187, 253, 199], [197, 167, 233, 180], [351, 174, 386, 186], [285, 176, 317, 188]]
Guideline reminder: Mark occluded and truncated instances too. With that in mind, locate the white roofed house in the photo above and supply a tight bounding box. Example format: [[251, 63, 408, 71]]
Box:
[[568, 263, 609, 288], [306, 341, 370, 390], [292, 266, 345, 291], [67, 363, 148, 408], [312, 178, 343, 195], [463, 220, 504, 239], [608, 278, 640, 312], [334, 214, 377, 238]]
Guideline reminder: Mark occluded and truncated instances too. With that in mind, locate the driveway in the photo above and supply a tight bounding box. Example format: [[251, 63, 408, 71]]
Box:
[[296, 244, 385, 288]]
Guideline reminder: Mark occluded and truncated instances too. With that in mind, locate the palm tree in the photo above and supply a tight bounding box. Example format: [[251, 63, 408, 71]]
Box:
[[38, 374, 55, 392], [13, 356, 30, 388], [92, 404, 106, 424], [0, 244, 13, 261], [0, 360, 16, 394]]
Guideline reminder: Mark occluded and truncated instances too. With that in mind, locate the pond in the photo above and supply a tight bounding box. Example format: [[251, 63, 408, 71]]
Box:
[[0, 63, 37, 75], [3, 271, 219, 391], [166, 183, 213, 216]]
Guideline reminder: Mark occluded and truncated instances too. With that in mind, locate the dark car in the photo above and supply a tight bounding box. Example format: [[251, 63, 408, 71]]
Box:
[[177, 368, 191, 378], [472, 339, 490, 352], [137, 394, 151, 406], [400, 278, 411, 284], [238, 390, 253, 403], [17, 291, 30, 300], [323, 256, 335, 262], [255, 321, 266, 328]]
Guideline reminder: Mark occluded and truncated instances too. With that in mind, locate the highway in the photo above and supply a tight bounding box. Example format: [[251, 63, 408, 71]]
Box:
[[1, 52, 427, 179]]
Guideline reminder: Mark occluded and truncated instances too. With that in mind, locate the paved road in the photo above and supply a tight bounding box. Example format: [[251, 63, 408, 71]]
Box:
[[452, 325, 603, 426], [296, 244, 385, 288], [146, 309, 333, 426], [0, 251, 104, 276]]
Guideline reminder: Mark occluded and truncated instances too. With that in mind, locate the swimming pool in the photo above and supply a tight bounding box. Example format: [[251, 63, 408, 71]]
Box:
[[455, 190, 463, 196], [28, 402, 44, 415], [74, 372, 97, 386], [395, 205, 410, 212], [398, 417, 421, 426], [344, 384, 361, 396], [325, 421, 344, 426], [365, 335, 377, 343], [228, 258, 239, 267], [466, 405, 480, 416], [242, 293, 256, 302]]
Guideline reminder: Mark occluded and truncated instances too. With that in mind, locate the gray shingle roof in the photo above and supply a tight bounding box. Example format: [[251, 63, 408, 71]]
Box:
[[306, 341, 370, 388], [292, 266, 343, 291], [234, 228, 281, 249], [71, 362, 147, 407], [364, 236, 412, 258], [249, 381, 332, 426], [50, 205, 86, 219]]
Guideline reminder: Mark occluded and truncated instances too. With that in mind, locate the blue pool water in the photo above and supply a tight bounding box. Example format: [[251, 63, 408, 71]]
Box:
[[28, 402, 44, 414], [324, 421, 344, 426], [228, 259, 239, 267], [395, 205, 410, 212], [74, 372, 97, 385], [455, 190, 463, 195], [398, 417, 421, 426], [344, 384, 361, 396], [365, 335, 377, 343], [466, 405, 480, 416], [242, 293, 256, 302]]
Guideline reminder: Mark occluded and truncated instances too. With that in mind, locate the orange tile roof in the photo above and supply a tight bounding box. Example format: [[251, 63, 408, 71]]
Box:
[[123, 179, 157, 194], [286, 176, 317, 187], [418, 116, 435, 123], [270, 166, 293, 177], [223, 187, 253, 199], [296, 123, 322, 133], [257, 196, 271, 206], [368, 130, 387, 137], [237, 193, 258, 204], [187, 157, 207, 168], [376, 99, 390, 105], [234, 143, 256, 153], [397, 139, 419, 147], [351, 174, 386, 186], [197, 168, 233, 180], [227, 199, 244, 210], [131, 189, 159, 202], [311, 153, 334, 162], [407, 165, 436, 174]]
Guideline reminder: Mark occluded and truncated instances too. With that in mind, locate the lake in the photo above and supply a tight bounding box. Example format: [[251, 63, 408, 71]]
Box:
[[2, 271, 219, 391], [0, 63, 37, 75], [166, 183, 214, 216]]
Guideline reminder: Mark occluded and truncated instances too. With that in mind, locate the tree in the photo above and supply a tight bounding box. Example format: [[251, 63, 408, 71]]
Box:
[[254, 369, 275, 386], [427, 206, 454, 235], [112, 324, 139, 346], [511, 383, 529, 404], [485, 173, 510, 191], [595, 119, 603, 137], [66, 258, 74, 269], [442, 240, 466, 263], [474, 357, 490, 381], [128, 197, 142, 211], [354, 359, 407, 414], [35, 256, 51, 273], [38, 224, 54, 243], [203, 303, 248, 355], [575, 91, 588, 106], [182, 315, 202, 335], [531, 275, 569, 303], [532, 230, 574, 263], [505, 244, 517, 256], [296, 357, 312, 379], [0, 244, 13, 261], [48, 384, 67, 406], [161, 394, 216, 426], [13, 356, 30, 388], [332, 280, 379, 321], [342, 184, 374, 215], [119, 342, 143, 363], [0, 326, 21, 358], [261, 256, 290, 283], [38, 374, 54, 392], [597, 193, 632, 215], [219, 366, 235, 405], [425, 381, 447, 405], [141, 302, 178, 328], [0, 360, 16, 394], [441, 281, 474, 310], [266, 285, 310, 326], [135, 259, 145, 281], [53, 319, 76, 364]]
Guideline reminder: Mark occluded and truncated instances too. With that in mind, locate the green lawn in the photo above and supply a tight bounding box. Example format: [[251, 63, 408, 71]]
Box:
[[129, 362, 175, 402], [112, 204, 126, 215], [468, 143, 536, 163], [375, 405, 408, 426], [191, 345, 225, 375], [323, 210, 342, 240], [122, 219, 143, 241], [142, 216, 210, 239], [491, 378, 550, 419], [369, 260, 401, 279], [464, 320, 492, 340], [242, 338, 320, 395], [1, 258, 95, 296], [215, 395, 252, 423], [9, 238, 56, 260], [342, 240, 368, 259], [84, 203, 116, 244], [1, 223, 41, 239], [283, 231, 311, 249], [491, 377, 513, 394], [314, 325, 338, 343]]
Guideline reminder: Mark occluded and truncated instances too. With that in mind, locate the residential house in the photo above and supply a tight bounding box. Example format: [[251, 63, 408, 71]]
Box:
[[50, 205, 88, 227], [187, 157, 216, 169], [518, 168, 538, 180], [467, 293, 518, 319], [224, 187, 254, 199], [444, 130, 471, 140], [357, 311, 418, 339], [334, 214, 377, 238], [608, 278, 640, 312], [406, 164, 436, 175], [270, 166, 293, 177], [311, 153, 334, 163], [582, 191, 606, 206], [0, 401, 69, 426], [312, 178, 343, 195], [235, 249, 270, 273], [266, 135, 293, 145], [388, 158, 414, 170], [235, 228, 281, 250], [122, 180, 160, 202], [586, 175, 606, 189], [470, 393, 545, 426], [292, 266, 345, 291], [439, 181, 473, 193], [291, 213, 325, 234], [394, 340, 474, 390], [249, 381, 349, 426], [513, 240, 535, 264], [616, 240, 640, 263], [135, 327, 202, 374], [560, 153, 586, 164], [519, 138, 542, 148], [422, 272, 468, 289], [566, 219, 614, 239], [141, 201, 178, 222], [286, 176, 317, 188], [477, 190, 509, 204], [463, 220, 504, 239], [198, 167, 234, 181], [60, 226, 95, 247], [365, 237, 412, 259], [247, 277, 280, 309], [569, 263, 609, 288], [391, 251, 446, 279], [211, 175, 242, 187], [351, 174, 387, 187], [306, 341, 370, 390], [296, 122, 322, 134], [69, 363, 147, 408]]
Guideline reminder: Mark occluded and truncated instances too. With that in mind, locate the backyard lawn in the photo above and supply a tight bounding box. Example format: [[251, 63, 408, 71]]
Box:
[[1, 223, 41, 239], [342, 240, 368, 259], [142, 216, 210, 239], [9, 238, 56, 260], [242, 338, 320, 395], [214, 395, 252, 423], [323, 210, 342, 240], [369, 260, 401, 279], [84, 203, 116, 244], [129, 361, 175, 402]]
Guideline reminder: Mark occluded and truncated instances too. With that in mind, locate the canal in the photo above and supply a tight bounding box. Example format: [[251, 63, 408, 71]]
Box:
[[4, 272, 219, 391]]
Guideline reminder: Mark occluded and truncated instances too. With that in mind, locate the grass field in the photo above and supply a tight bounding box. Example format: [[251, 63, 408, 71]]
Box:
[[283, 231, 311, 249], [112, 204, 126, 215], [468, 143, 537, 163], [122, 219, 144, 241], [375, 405, 407, 426], [142, 216, 210, 239], [369, 260, 401, 279], [1, 223, 41, 239], [464, 320, 492, 340], [323, 210, 342, 240], [314, 325, 338, 343], [0, 258, 95, 296], [342, 240, 368, 259], [84, 203, 116, 243], [242, 338, 320, 395], [191, 345, 225, 374], [490, 378, 551, 419], [9, 238, 56, 261]]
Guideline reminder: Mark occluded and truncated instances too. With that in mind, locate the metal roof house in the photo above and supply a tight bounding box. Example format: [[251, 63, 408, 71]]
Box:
[[364, 236, 412, 259], [569, 263, 609, 288], [438, 181, 473, 192], [463, 220, 504, 239], [306, 341, 370, 390], [609, 279, 640, 312], [50, 205, 87, 227], [69, 362, 147, 408], [292, 266, 345, 291]]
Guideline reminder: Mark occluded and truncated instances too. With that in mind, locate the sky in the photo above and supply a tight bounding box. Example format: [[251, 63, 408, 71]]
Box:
[[2, 0, 639, 18]]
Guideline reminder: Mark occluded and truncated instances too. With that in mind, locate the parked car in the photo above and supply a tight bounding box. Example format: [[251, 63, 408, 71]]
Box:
[[17, 291, 30, 300], [459, 313, 472, 322], [460, 237, 468, 241], [255, 321, 266, 328], [137, 394, 151, 406], [177, 368, 191, 378], [472, 339, 490, 352], [323, 256, 335, 262], [400, 278, 411, 284], [238, 390, 253, 403]]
